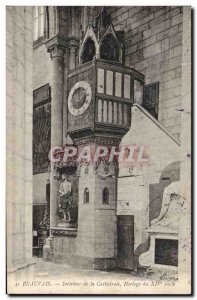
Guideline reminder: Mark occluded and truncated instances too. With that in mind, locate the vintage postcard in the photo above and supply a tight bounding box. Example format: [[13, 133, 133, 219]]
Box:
[[6, 5, 192, 295]]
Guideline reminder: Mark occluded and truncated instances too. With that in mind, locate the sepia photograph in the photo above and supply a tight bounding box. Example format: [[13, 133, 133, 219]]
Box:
[[6, 4, 192, 295]]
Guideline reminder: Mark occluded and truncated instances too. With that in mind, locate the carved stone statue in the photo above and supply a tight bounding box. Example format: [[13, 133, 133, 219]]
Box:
[[59, 174, 72, 196], [58, 175, 72, 222], [139, 181, 185, 268], [151, 181, 184, 230]]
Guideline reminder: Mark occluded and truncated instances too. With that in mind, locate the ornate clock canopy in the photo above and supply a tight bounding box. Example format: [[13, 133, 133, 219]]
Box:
[[79, 22, 124, 64], [66, 10, 145, 143]]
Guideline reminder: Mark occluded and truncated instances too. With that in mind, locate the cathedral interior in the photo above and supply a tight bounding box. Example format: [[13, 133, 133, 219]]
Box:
[[6, 6, 191, 287]]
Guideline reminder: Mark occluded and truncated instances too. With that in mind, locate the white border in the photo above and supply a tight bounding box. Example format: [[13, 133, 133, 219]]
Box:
[[1, 2, 196, 299]]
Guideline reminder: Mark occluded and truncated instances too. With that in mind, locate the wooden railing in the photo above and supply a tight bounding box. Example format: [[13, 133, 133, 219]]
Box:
[[96, 97, 131, 126]]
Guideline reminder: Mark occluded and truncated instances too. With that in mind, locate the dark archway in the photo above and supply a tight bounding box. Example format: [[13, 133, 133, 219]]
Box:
[[81, 38, 96, 64], [100, 34, 120, 62]]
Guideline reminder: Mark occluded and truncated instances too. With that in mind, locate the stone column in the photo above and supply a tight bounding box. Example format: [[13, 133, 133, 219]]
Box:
[[7, 6, 36, 291], [69, 47, 76, 70], [43, 36, 67, 259], [75, 143, 118, 270], [50, 49, 64, 229], [68, 39, 79, 70]]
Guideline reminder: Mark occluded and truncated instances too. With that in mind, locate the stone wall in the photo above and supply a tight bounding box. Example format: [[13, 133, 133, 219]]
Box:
[[149, 160, 180, 222], [33, 173, 49, 204], [53, 235, 76, 264], [117, 104, 180, 267], [33, 44, 52, 90], [6, 6, 35, 291], [108, 6, 183, 140], [179, 7, 191, 290]]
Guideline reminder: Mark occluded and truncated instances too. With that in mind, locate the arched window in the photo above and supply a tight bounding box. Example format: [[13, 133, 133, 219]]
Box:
[[81, 38, 96, 64], [84, 187, 89, 204], [100, 34, 120, 62], [34, 6, 45, 41], [102, 187, 109, 205]]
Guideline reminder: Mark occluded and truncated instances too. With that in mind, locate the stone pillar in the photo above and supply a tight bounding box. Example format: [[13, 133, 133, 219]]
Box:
[[76, 146, 118, 270], [6, 6, 35, 292], [69, 47, 76, 70], [68, 39, 79, 70], [43, 36, 67, 259], [50, 49, 64, 229]]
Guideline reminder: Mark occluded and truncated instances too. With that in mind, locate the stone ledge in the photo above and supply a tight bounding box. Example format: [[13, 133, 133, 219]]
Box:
[[146, 227, 179, 235], [7, 258, 36, 274], [51, 227, 77, 237]]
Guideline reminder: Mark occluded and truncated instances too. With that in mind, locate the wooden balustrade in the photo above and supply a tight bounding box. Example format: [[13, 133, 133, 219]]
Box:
[[96, 98, 131, 126]]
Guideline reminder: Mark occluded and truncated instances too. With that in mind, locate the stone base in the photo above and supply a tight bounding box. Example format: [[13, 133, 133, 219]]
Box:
[[93, 257, 117, 270], [48, 231, 117, 271], [43, 236, 54, 261], [54, 253, 116, 270], [58, 220, 74, 228], [139, 230, 179, 271], [7, 259, 36, 293]]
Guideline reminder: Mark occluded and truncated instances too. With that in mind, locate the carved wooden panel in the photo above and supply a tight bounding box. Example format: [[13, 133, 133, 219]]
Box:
[[33, 84, 51, 175], [66, 59, 144, 140], [97, 68, 134, 100], [67, 67, 95, 134]]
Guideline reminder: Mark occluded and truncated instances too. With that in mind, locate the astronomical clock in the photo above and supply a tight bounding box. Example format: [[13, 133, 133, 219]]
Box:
[[67, 58, 144, 142], [60, 13, 145, 270]]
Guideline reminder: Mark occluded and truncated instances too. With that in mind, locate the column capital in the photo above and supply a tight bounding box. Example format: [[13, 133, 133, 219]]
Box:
[[45, 34, 67, 59], [67, 38, 79, 50]]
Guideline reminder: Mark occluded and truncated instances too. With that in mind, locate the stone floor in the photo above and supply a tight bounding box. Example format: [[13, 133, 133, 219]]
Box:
[[34, 258, 143, 281], [26, 258, 180, 294], [34, 258, 178, 281]]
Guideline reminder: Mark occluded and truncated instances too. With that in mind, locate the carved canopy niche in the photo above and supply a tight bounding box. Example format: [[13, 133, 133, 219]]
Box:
[[81, 37, 96, 64], [100, 34, 120, 62], [79, 10, 124, 64]]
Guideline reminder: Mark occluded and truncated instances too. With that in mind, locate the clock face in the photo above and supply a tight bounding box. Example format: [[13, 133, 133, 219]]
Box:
[[68, 81, 92, 116]]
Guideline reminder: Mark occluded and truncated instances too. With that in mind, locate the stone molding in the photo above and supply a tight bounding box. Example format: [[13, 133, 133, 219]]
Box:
[[67, 38, 80, 50], [45, 35, 80, 58], [74, 136, 120, 146], [7, 259, 36, 274], [45, 34, 67, 59], [51, 227, 77, 237]]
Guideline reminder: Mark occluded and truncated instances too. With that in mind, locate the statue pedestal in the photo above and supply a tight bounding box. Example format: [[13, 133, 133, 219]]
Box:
[[58, 220, 73, 228], [43, 235, 54, 261], [139, 181, 183, 270], [139, 228, 179, 270]]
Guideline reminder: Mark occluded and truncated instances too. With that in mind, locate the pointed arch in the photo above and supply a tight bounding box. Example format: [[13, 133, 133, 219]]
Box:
[[79, 26, 99, 64], [81, 37, 96, 63], [100, 33, 120, 62], [99, 24, 122, 62], [102, 187, 109, 205], [84, 187, 89, 204]]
